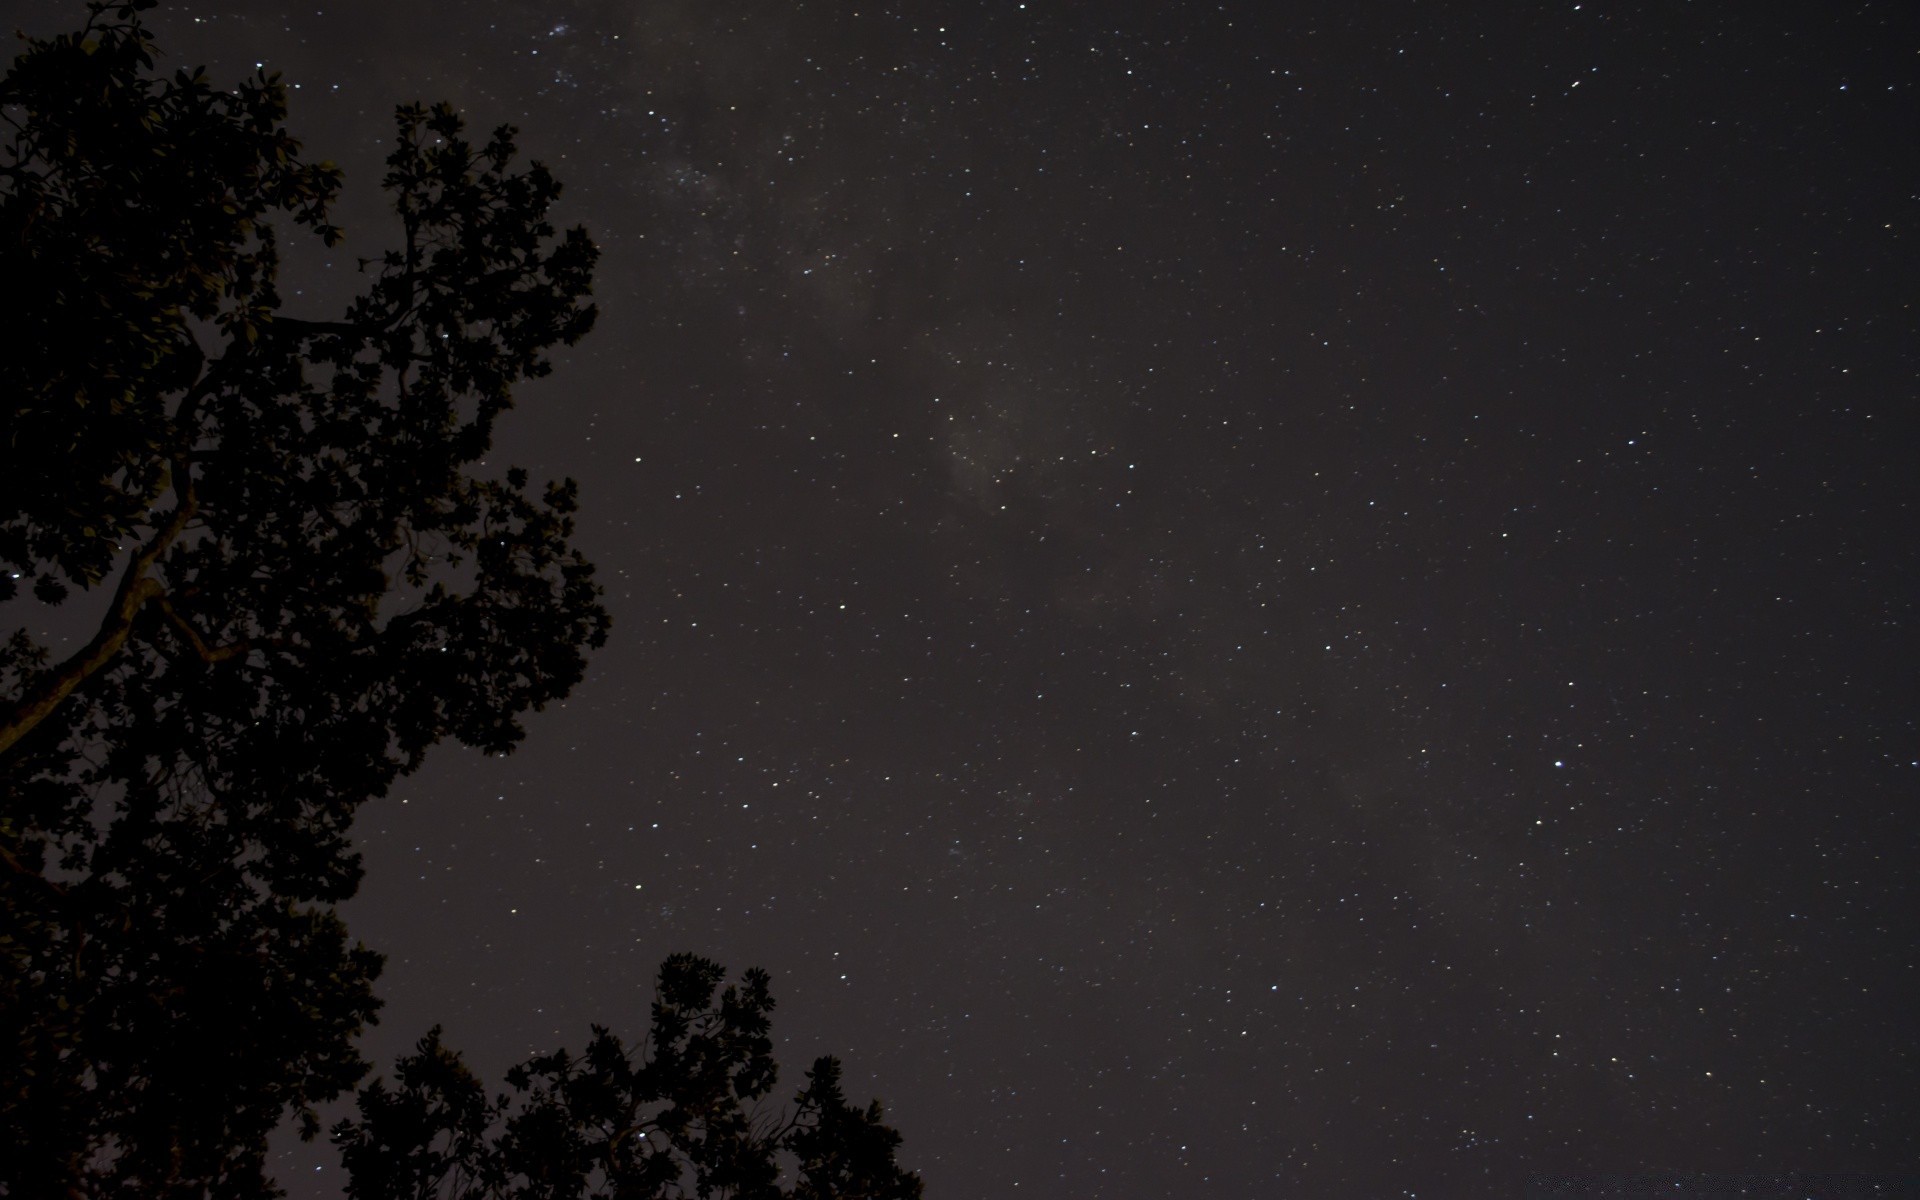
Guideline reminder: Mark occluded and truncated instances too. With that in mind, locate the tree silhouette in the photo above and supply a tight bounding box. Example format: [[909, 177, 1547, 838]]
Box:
[[334, 955, 922, 1200], [1, 2, 606, 1193]]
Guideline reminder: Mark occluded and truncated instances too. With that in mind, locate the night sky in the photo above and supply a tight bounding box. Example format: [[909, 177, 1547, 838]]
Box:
[[7, 0, 1918, 1195]]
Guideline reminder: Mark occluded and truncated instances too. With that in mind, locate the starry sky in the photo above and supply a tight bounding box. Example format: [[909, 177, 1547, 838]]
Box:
[[7, 0, 1918, 1195]]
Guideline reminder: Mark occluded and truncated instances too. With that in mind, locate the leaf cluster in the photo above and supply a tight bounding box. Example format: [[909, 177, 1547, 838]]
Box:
[[334, 955, 923, 1200]]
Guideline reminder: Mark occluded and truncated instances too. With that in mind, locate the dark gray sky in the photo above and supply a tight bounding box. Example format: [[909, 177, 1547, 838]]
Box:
[[6, 1, 1916, 1195]]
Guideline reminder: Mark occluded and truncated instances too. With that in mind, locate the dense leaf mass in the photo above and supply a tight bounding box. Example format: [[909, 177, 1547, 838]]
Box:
[[0, 2, 607, 1194]]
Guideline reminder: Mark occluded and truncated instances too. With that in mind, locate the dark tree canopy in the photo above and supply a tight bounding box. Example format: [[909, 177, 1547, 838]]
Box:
[[334, 955, 923, 1200], [1, 1, 607, 1194]]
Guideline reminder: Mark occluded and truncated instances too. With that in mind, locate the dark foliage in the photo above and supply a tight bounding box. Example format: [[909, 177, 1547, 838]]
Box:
[[0, 2, 606, 1194], [334, 955, 923, 1200]]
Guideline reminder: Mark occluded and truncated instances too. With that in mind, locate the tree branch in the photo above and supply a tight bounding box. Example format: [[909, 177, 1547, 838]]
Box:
[[267, 315, 371, 342], [0, 498, 192, 762], [0, 349, 270, 760], [149, 593, 263, 665], [0, 836, 68, 900]]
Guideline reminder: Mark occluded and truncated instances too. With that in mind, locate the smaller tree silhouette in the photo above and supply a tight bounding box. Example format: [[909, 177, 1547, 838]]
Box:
[[334, 955, 923, 1200]]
